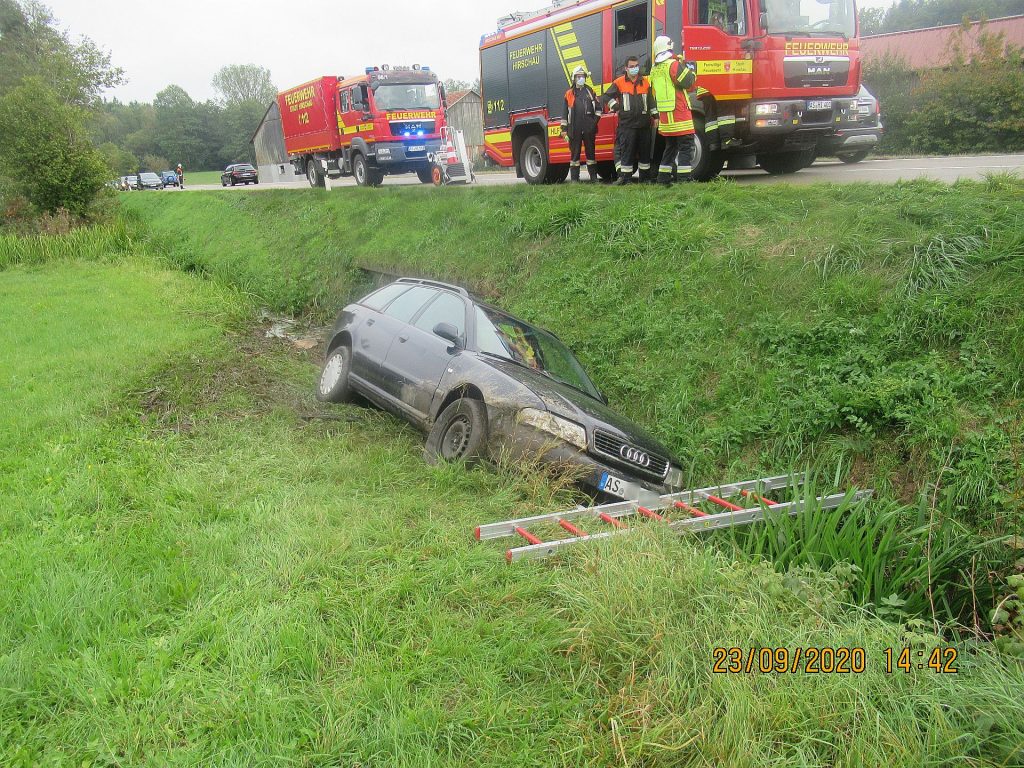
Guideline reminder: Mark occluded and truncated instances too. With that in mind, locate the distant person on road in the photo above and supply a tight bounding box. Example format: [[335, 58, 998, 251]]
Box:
[[604, 56, 656, 185], [650, 36, 697, 186], [176, 163, 184, 189], [563, 66, 601, 183], [136, 168, 144, 191]]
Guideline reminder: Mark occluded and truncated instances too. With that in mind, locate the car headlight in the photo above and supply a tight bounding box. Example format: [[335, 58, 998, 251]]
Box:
[[755, 103, 780, 116], [517, 408, 587, 451], [666, 465, 684, 490]]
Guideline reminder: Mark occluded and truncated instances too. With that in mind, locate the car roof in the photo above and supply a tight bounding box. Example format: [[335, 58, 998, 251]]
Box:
[[395, 277, 470, 298]]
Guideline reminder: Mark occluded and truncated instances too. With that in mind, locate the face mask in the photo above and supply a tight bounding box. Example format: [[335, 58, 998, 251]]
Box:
[[576, 77, 586, 87], [627, 66, 640, 77]]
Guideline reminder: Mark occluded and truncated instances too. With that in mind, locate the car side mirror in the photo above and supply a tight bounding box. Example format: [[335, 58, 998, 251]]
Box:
[[433, 322, 462, 346]]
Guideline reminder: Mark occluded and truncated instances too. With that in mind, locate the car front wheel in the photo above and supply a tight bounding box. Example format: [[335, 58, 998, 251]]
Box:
[[317, 346, 352, 403], [424, 398, 488, 465]]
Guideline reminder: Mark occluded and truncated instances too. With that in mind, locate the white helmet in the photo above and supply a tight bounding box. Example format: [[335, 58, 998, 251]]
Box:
[[653, 35, 675, 64], [572, 65, 589, 79]]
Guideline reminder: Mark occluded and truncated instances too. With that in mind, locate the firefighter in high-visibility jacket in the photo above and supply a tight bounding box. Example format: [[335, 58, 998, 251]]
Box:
[[563, 66, 601, 183], [603, 55, 656, 185], [650, 35, 697, 186]]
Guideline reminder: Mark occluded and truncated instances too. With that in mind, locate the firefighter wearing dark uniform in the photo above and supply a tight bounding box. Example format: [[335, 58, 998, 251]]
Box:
[[563, 66, 601, 182], [650, 36, 697, 186], [603, 56, 655, 185]]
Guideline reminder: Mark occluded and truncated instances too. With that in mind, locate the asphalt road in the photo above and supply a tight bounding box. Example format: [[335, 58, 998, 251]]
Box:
[[179, 153, 1023, 192]]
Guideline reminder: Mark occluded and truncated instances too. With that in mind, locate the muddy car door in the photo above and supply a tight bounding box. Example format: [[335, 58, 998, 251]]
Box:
[[381, 290, 468, 422], [352, 285, 435, 395]]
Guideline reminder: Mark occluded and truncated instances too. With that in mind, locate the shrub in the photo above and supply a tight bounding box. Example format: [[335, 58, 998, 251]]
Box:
[[0, 78, 111, 215]]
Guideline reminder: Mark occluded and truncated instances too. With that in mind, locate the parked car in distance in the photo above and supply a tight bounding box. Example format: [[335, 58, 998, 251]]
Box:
[[221, 163, 259, 186], [819, 84, 883, 164], [317, 278, 685, 501], [121, 176, 138, 191], [160, 170, 180, 188], [137, 172, 163, 190]]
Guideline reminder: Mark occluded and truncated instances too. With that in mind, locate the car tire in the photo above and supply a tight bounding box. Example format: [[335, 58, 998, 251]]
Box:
[[221, 179, 227, 187], [307, 159, 324, 188], [424, 398, 488, 466], [838, 150, 871, 164], [417, 167, 434, 184], [519, 135, 549, 185], [317, 346, 353, 403], [757, 149, 816, 175]]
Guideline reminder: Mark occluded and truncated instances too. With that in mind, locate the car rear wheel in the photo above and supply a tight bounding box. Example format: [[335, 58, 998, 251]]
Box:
[[317, 346, 352, 403], [838, 150, 871, 164], [424, 398, 488, 465], [757, 149, 816, 175]]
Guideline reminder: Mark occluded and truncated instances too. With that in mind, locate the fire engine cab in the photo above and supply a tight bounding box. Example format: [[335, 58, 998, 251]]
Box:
[[279, 65, 448, 188], [480, 0, 863, 183]]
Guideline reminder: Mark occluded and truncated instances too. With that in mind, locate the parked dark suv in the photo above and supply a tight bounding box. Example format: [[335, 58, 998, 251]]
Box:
[[318, 278, 684, 499]]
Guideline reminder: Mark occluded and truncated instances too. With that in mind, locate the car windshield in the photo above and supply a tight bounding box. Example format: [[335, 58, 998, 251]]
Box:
[[140, 173, 160, 181], [474, 306, 602, 400], [764, 0, 856, 38], [372, 83, 441, 111]]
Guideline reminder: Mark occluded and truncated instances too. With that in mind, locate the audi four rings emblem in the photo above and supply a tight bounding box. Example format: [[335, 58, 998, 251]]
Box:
[[620, 445, 651, 467]]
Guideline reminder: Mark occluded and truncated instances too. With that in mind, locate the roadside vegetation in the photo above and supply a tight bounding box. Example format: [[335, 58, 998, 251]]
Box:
[[2, 220, 1023, 765]]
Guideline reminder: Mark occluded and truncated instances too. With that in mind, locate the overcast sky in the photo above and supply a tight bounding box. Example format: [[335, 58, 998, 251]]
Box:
[[43, 0, 894, 104]]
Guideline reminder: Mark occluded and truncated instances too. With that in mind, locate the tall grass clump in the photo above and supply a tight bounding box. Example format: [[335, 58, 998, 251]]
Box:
[[0, 219, 135, 269]]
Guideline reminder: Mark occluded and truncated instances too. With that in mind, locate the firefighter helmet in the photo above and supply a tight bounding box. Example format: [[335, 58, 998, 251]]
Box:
[[572, 65, 590, 78], [653, 35, 675, 63]]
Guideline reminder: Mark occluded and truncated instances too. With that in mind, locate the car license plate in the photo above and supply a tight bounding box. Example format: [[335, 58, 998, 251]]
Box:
[[409, 145, 425, 152], [599, 472, 629, 499], [807, 100, 832, 111]]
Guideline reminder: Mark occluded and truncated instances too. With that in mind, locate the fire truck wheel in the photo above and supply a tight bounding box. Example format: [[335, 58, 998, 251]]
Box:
[[757, 149, 816, 175], [306, 160, 324, 188], [690, 126, 726, 182], [417, 167, 435, 184], [353, 153, 381, 187], [519, 135, 549, 185]]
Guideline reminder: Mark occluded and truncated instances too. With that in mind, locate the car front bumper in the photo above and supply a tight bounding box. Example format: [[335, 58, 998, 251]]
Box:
[[499, 423, 677, 501]]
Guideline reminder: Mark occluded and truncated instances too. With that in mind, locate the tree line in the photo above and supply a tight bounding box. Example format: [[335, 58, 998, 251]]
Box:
[[859, 0, 1024, 36]]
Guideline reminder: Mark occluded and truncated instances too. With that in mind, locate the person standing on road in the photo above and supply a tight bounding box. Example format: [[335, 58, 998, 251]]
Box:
[[650, 36, 697, 186], [603, 56, 656, 185], [136, 167, 144, 191], [563, 66, 601, 183], [176, 163, 184, 189]]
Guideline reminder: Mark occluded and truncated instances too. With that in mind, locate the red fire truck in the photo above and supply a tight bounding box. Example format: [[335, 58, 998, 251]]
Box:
[[279, 65, 448, 187], [480, 0, 862, 183]]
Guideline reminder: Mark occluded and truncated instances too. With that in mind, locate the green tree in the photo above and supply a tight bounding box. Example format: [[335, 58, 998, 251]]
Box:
[[0, 79, 110, 213], [211, 64, 276, 107], [860, 0, 1024, 35], [0, 0, 123, 106]]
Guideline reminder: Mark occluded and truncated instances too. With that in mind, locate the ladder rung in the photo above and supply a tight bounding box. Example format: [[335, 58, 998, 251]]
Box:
[[558, 519, 588, 537], [638, 506, 665, 522], [706, 495, 744, 512], [515, 527, 543, 546], [600, 512, 626, 529], [741, 490, 779, 506], [674, 501, 708, 518]]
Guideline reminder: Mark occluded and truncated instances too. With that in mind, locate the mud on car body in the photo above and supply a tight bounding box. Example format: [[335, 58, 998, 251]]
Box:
[[317, 278, 684, 500]]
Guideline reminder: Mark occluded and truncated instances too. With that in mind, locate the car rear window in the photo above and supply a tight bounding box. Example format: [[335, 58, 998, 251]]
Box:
[[361, 284, 409, 311], [382, 286, 435, 323]]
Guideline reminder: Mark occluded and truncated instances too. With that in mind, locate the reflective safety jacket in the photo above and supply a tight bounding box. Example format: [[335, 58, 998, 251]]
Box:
[[564, 85, 601, 138], [650, 57, 696, 136], [603, 75, 655, 130]]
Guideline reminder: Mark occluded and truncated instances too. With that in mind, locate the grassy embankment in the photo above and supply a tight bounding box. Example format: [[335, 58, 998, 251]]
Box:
[[1, 181, 1022, 766]]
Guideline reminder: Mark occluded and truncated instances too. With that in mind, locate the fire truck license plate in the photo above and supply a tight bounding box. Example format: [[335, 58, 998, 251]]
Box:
[[807, 100, 832, 111], [409, 145, 425, 152]]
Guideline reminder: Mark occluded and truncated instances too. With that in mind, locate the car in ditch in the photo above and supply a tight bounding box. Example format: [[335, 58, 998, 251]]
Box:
[[317, 278, 684, 500], [818, 84, 883, 164]]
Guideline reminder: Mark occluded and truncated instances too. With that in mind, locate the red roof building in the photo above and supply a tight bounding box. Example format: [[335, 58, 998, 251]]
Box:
[[861, 14, 1024, 69]]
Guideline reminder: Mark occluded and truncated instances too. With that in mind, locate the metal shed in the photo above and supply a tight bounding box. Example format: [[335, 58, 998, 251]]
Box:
[[445, 89, 484, 164], [250, 101, 303, 184]]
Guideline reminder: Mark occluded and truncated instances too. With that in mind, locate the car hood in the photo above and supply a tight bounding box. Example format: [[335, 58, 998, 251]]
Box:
[[479, 356, 677, 462]]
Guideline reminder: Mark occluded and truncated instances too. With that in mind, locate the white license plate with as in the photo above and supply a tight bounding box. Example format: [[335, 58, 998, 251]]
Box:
[[409, 145, 426, 152], [807, 100, 832, 111], [599, 472, 629, 498]]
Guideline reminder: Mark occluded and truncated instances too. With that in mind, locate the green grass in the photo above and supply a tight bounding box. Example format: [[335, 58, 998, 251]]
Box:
[[181, 170, 223, 186], [121, 179, 1024, 539], [2, 245, 1023, 765]]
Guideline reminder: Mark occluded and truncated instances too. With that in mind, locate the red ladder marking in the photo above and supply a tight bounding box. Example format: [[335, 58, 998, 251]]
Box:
[[638, 506, 665, 522], [740, 490, 779, 506], [558, 519, 588, 537], [674, 501, 709, 518], [515, 527, 543, 546], [706, 495, 744, 512], [600, 513, 626, 529]]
